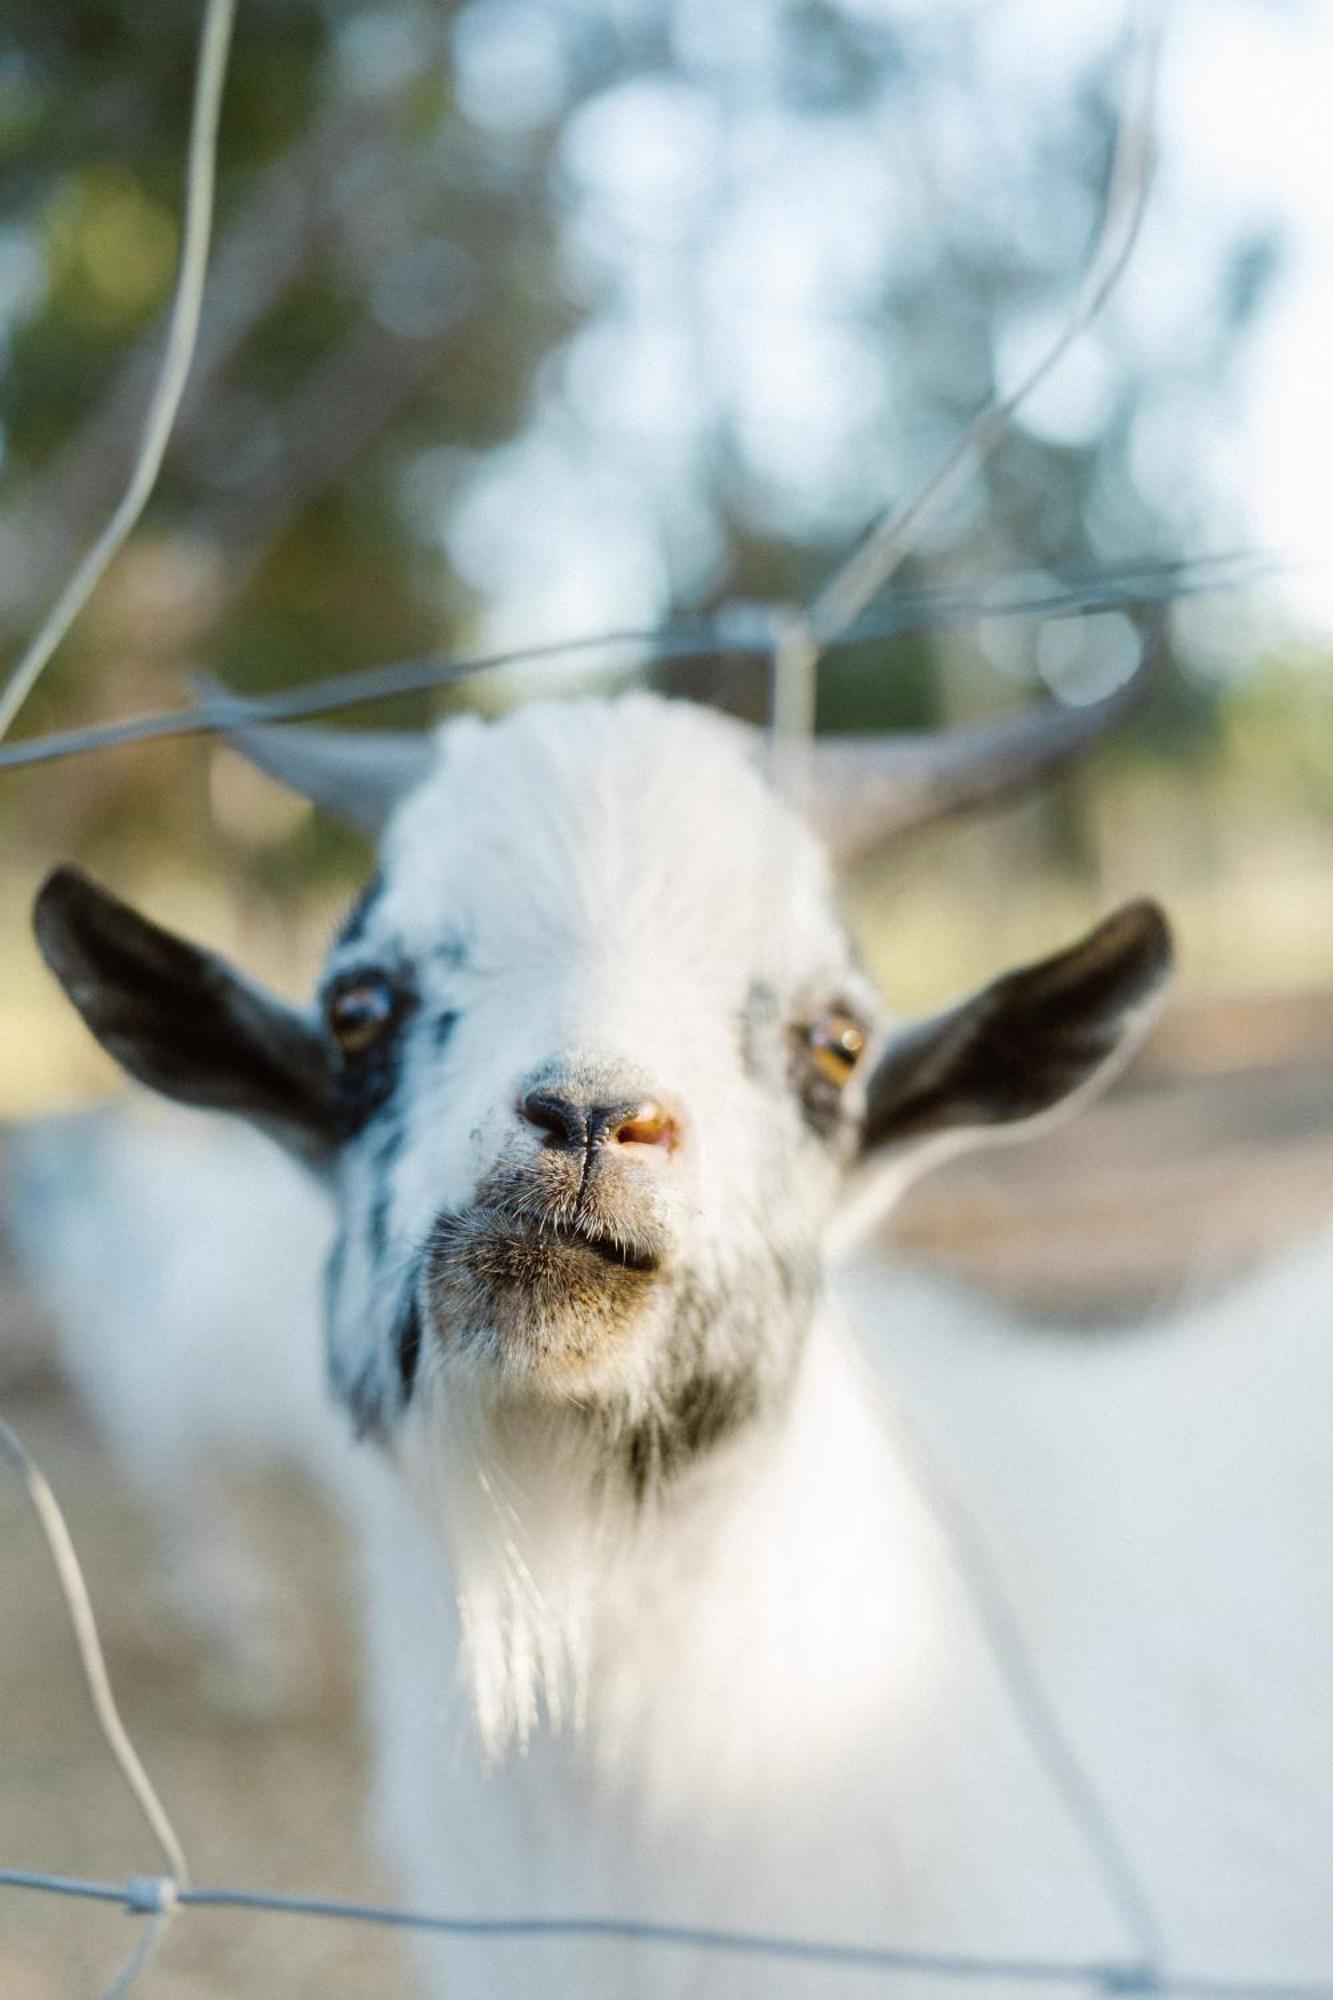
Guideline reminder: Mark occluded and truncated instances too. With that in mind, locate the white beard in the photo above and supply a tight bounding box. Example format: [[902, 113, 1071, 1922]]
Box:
[[355, 1306, 1133, 2000], [349, 1241, 1333, 1999]]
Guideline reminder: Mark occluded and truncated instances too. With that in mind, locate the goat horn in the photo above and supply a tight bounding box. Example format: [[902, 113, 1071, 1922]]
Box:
[[803, 612, 1167, 868], [199, 680, 438, 835]]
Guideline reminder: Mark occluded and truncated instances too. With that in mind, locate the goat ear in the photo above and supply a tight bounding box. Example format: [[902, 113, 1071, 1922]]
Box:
[[33, 867, 337, 1167], [861, 900, 1172, 1155]]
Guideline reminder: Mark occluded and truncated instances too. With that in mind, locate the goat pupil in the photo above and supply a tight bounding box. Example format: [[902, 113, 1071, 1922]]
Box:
[[808, 1010, 866, 1085], [329, 979, 393, 1054]]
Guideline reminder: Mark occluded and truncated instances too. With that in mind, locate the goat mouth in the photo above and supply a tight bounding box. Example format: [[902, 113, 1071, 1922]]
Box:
[[422, 1204, 667, 1379], [424, 1205, 666, 1297], [472, 1216, 664, 1279], [542, 1222, 660, 1274]]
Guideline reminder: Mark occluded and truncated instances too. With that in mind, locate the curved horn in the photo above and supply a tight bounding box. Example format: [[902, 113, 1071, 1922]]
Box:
[[805, 613, 1166, 868], [199, 681, 437, 835]]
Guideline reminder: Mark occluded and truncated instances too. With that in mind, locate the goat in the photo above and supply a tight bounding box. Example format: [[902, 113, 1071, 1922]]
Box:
[[31, 668, 1332, 1997]]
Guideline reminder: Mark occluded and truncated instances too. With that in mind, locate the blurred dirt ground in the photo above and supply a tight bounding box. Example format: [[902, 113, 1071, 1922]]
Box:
[[1, 991, 1332, 1998], [0, 1400, 408, 1998], [893, 988, 1333, 1318]]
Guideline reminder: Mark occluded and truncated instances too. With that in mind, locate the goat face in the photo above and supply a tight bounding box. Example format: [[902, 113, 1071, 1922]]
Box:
[[34, 692, 1171, 1482], [307, 695, 870, 1458]]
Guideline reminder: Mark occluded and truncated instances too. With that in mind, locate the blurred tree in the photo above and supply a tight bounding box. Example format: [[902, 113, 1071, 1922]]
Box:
[[0, 0, 1286, 896]]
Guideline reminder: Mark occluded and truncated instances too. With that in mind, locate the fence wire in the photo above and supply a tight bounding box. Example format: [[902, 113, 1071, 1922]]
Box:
[[3, 1, 1326, 1997], [2, 1405, 1332, 2000], [0, 1862, 1331, 2000], [0, 550, 1278, 778], [0, 0, 236, 748]]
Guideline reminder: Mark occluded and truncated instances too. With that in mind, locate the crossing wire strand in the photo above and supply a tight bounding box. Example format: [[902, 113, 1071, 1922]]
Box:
[[806, 0, 1165, 651], [0, 0, 237, 746], [0, 1421, 189, 1889]]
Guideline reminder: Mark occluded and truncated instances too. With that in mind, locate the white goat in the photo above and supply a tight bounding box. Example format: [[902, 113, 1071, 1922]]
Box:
[[31, 681, 1332, 1998]]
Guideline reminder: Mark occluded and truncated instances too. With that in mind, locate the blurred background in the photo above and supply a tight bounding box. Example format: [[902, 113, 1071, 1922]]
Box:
[[2, 1, 1333, 1992], [0, 0, 1331, 1113]]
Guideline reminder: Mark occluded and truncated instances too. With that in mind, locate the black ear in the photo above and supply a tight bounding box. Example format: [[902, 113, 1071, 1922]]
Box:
[[863, 899, 1172, 1154], [33, 867, 337, 1166]]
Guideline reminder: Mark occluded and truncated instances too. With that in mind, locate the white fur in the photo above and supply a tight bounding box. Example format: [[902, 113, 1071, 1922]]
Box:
[[20, 693, 1332, 1994], [26, 1135, 1331, 1989], [323, 696, 856, 1430], [352, 1247, 1333, 1998]]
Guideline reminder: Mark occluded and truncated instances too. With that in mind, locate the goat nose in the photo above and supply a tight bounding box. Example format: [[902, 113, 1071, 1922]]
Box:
[[519, 1091, 681, 1152], [520, 1090, 588, 1147]]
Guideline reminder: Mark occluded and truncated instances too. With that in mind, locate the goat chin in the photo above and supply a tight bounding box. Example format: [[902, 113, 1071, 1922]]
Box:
[[13, 1109, 1333, 1997]]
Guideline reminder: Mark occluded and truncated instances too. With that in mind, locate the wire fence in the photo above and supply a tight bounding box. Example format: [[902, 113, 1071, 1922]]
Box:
[[5, 1401, 1333, 2000], [0, 0, 1169, 766], [1, 2, 1327, 1997], [0, 548, 1279, 779]]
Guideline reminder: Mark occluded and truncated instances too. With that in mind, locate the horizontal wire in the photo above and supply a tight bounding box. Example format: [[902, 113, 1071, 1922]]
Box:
[[0, 550, 1278, 779], [0, 1868, 129, 1906], [2, 1867, 1330, 1999]]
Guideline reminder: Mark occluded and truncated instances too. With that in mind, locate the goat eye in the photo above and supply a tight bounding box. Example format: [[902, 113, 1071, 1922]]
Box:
[[327, 975, 396, 1055], [805, 1008, 866, 1086]]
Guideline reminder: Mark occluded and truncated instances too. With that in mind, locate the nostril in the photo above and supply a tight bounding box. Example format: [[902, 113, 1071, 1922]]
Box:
[[520, 1091, 588, 1147], [520, 1087, 683, 1153], [607, 1100, 680, 1151]]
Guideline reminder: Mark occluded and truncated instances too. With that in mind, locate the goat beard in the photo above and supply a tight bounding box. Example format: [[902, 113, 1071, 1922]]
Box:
[[399, 1383, 640, 1758], [399, 1243, 821, 1760]]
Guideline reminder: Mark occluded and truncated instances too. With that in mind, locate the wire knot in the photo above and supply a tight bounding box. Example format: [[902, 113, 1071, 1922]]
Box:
[[125, 1874, 180, 1916]]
